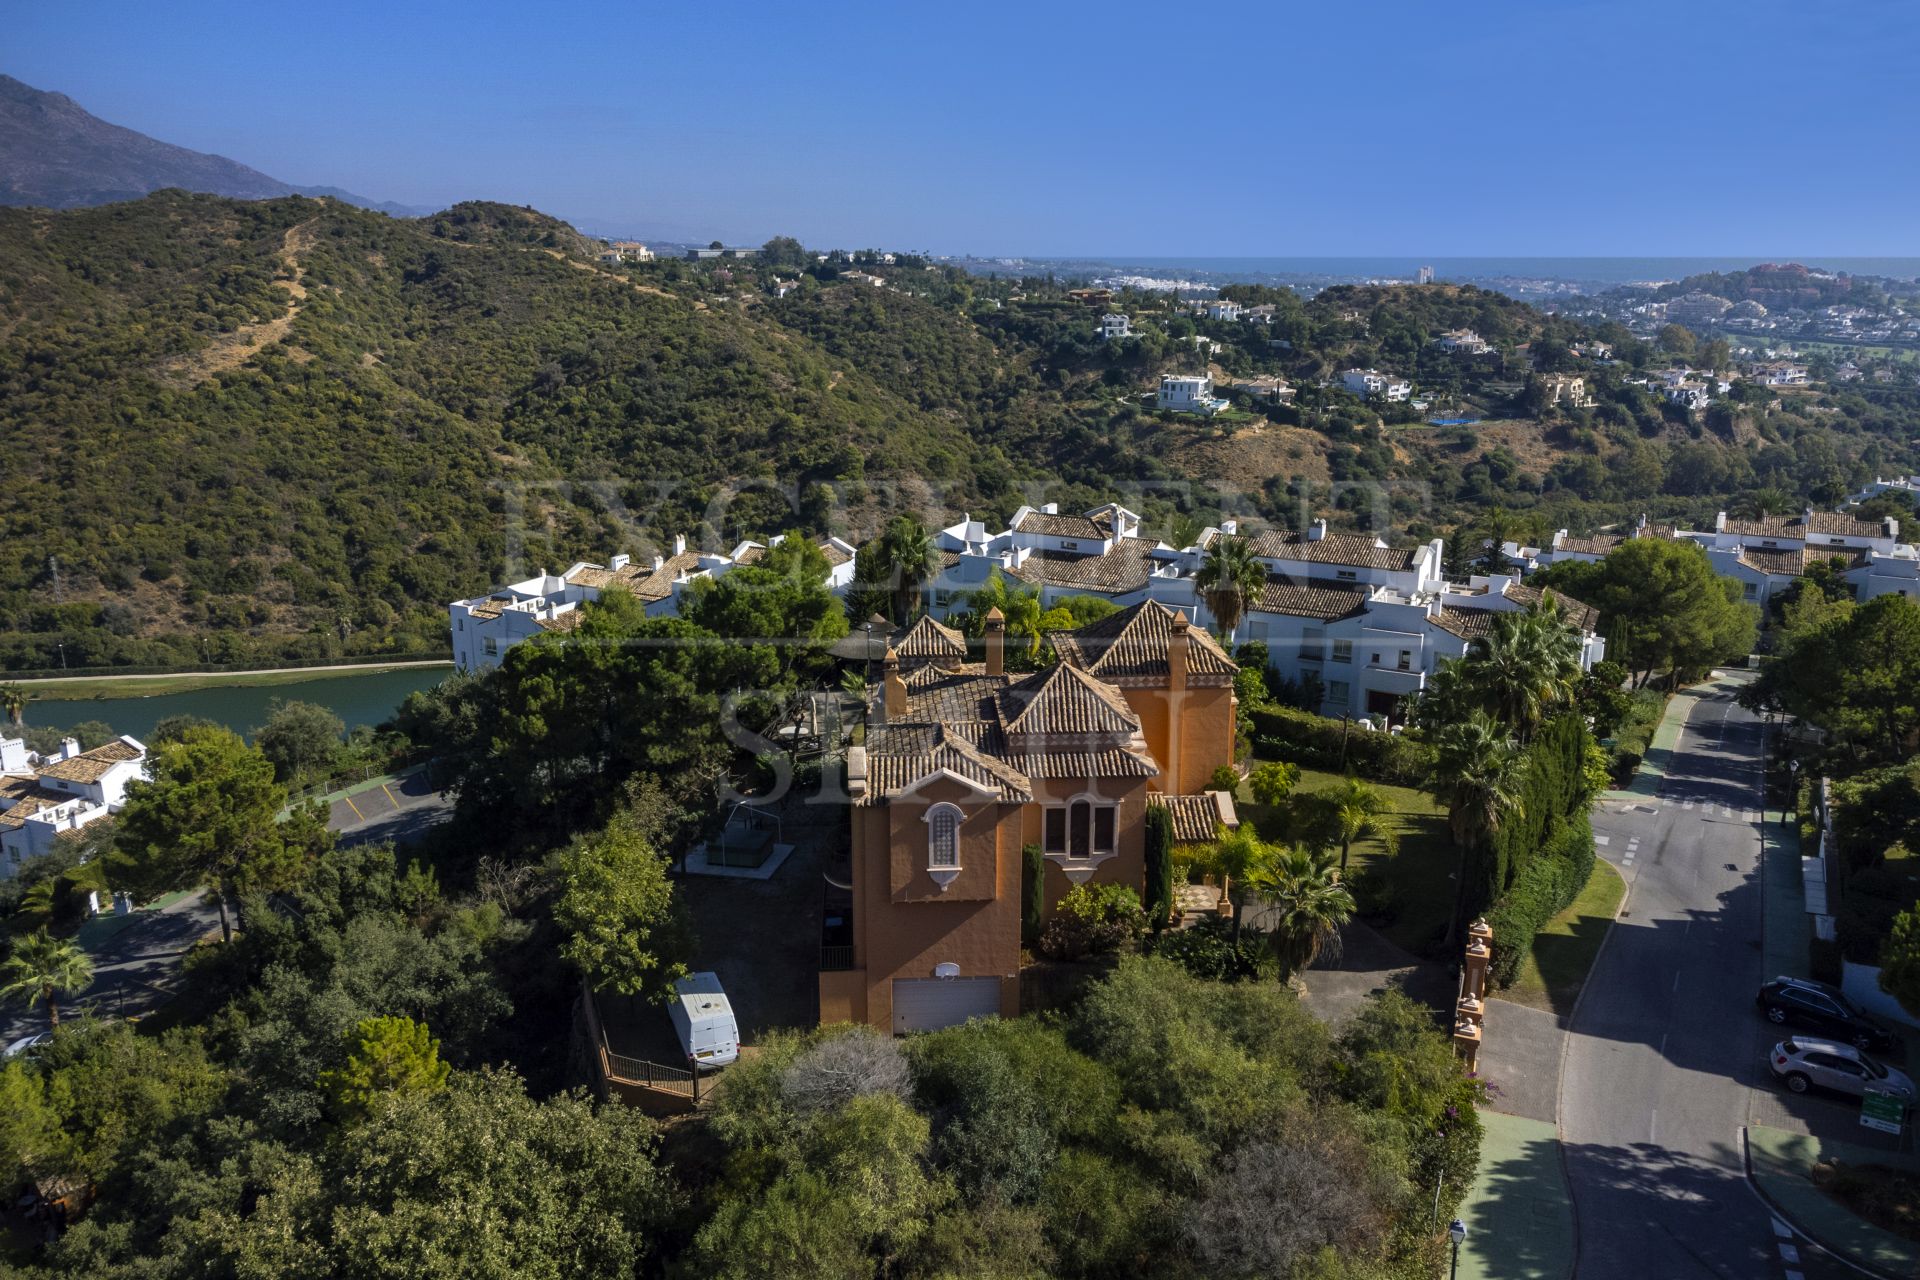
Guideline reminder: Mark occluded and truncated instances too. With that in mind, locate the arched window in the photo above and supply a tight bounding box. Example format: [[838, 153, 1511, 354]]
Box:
[[928, 804, 962, 870]]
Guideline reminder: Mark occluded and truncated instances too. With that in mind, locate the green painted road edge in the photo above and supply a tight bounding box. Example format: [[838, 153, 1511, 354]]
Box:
[[1744, 1125, 1920, 1280], [1458, 1110, 1575, 1280]]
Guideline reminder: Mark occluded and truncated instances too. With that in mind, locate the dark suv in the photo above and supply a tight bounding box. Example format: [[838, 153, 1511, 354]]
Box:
[[1756, 976, 1898, 1053]]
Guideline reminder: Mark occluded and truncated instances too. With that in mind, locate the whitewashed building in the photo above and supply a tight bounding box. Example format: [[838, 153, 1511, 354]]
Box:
[[1, 735, 148, 874], [1158, 374, 1229, 415], [1341, 368, 1413, 401], [450, 535, 859, 672], [1099, 313, 1133, 341]]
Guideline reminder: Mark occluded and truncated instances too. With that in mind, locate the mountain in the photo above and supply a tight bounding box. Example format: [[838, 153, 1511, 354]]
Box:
[[0, 74, 429, 215]]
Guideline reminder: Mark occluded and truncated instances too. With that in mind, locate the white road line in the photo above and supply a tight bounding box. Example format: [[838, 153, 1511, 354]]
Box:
[[1783, 1271, 1803, 1280], [1779, 1243, 1800, 1264], [1772, 1218, 1791, 1237], [1722, 807, 1734, 817], [1684, 801, 1696, 810], [1595, 835, 1610, 847]]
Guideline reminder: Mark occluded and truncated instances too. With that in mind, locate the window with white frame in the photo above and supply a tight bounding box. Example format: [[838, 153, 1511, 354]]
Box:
[[483, 636, 498, 656], [1328, 680, 1352, 707], [1302, 627, 1324, 661], [927, 803, 962, 870], [1331, 639, 1353, 663], [1043, 800, 1117, 859]]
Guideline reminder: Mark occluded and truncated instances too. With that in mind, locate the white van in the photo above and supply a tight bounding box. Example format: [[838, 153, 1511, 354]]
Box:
[[668, 971, 740, 1069]]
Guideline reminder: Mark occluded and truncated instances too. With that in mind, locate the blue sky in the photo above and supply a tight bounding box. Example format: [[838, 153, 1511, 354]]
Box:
[[10, 0, 1918, 254]]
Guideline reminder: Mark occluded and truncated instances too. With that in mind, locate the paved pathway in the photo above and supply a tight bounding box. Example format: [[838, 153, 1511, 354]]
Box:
[[0, 890, 219, 1045], [1457, 1111, 1576, 1280]]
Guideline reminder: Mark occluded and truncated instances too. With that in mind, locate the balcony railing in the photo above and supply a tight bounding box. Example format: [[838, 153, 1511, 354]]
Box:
[[820, 944, 856, 972]]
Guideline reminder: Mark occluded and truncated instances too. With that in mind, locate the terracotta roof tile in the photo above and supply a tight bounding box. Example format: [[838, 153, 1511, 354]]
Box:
[[1014, 509, 1114, 540], [998, 663, 1140, 737], [1247, 529, 1417, 571], [894, 614, 968, 664], [1149, 791, 1241, 842], [1504, 583, 1599, 632], [1249, 578, 1371, 622], [37, 740, 143, 785], [1051, 598, 1236, 686], [1006, 537, 1156, 594]]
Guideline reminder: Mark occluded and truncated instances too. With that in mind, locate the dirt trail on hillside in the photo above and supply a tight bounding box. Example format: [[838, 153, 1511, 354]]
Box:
[[538, 247, 705, 309], [158, 219, 318, 388]]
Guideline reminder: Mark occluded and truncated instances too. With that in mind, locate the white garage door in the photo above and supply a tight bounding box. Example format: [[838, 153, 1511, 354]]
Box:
[[892, 977, 1000, 1034]]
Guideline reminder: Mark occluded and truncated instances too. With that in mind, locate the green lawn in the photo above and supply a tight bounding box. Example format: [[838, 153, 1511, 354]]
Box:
[[1237, 766, 1459, 957], [1503, 859, 1627, 1015]]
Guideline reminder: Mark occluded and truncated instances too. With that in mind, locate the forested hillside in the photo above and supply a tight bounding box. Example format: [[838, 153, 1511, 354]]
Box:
[[3, 192, 1918, 672]]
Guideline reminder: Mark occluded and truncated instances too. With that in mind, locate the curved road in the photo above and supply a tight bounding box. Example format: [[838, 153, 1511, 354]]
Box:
[[1561, 676, 1853, 1280]]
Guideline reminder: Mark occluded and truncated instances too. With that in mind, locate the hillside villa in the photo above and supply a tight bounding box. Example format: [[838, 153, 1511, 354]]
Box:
[[1, 735, 148, 875]]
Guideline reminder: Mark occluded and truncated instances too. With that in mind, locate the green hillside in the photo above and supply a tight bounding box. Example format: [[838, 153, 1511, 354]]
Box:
[[2, 192, 1918, 674]]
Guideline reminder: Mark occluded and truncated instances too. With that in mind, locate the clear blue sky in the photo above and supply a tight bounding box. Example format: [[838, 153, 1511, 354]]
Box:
[[10, 0, 1918, 254]]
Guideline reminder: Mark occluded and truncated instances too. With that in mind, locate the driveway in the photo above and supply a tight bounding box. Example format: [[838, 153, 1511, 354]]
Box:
[[326, 769, 454, 847], [0, 890, 220, 1045], [1562, 674, 1853, 1280]]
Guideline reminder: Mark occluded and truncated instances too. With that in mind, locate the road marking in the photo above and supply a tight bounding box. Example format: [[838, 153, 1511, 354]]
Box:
[[1722, 806, 1734, 817], [342, 793, 365, 821], [1648, 1109, 1658, 1144], [1771, 1217, 1791, 1237], [1784, 1272, 1803, 1280], [382, 783, 401, 808], [1684, 801, 1696, 810], [1779, 1243, 1800, 1264], [1595, 835, 1610, 847]]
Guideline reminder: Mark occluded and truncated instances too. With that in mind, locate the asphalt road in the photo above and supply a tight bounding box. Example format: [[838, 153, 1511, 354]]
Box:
[[1562, 676, 1853, 1280], [0, 890, 220, 1047]]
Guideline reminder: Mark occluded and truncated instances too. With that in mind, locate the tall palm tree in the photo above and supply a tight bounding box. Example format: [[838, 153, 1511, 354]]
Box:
[[0, 929, 94, 1031], [1250, 844, 1354, 983], [878, 517, 939, 624], [1194, 535, 1266, 642], [1429, 713, 1527, 850], [965, 570, 1044, 657], [1313, 776, 1396, 872], [0, 683, 25, 729], [1468, 604, 1582, 740], [1735, 488, 1794, 521]]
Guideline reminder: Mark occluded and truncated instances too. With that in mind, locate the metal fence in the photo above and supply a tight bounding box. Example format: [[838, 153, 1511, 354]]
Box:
[[820, 945, 856, 972], [604, 1050, 700, 1100]]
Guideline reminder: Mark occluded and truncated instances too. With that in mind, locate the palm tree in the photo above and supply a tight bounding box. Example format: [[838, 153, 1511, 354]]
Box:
[[1250, 845, 1354, 983], [1468, 604, 1582, 740], [1313, 776, 1396, 872], [1429, 713, 1527, 850], [877, 517, 939, 624], [1430, 713, 1527, 943], [0, 683, 25, 729], [0, 929, 94, 1031], [1205, 825, 1278, 940], [1194, 535, 1266, 642], [1735, 488, 1794, 521], [965, 570, 1044, 658]]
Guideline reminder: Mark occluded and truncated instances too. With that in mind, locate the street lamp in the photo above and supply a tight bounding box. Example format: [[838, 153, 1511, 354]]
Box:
[[1448, 1218, 1468, 1279]]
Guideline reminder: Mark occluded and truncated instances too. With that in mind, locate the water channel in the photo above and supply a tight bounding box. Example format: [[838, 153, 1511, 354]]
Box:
[[17, 665, 450, 743]]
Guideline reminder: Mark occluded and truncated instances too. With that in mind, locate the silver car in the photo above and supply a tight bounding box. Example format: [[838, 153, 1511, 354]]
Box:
[[1771, 1038, 1916, 1101]]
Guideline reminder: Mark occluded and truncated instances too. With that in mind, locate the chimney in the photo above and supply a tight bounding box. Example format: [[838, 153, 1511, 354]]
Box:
[[610, 553, 630, 572], [1168, 610, 1189, 693], [1307, 518, 1328, 542], [1041, 502, 1058, 515], [652, 554, 665, 571], [673, 534, 687, 556], [1552, 529, 1568, 550], [1636, 513, 1648, 534], [1221, 518, 1238, 537], [846, 746, 868, 800], [1803, 507, 1816, 528], [984, 606, 1006, 676], [59, 737, 81, 761], [1887, 517, 1901, 540], [1714, 512, 1728, 533], [882, 645, 908, 721]]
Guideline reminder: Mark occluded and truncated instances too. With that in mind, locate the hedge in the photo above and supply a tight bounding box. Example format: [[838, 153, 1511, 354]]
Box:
[[1248, 706, 1434, 786], [1462, 714, 1594, 921], [1485, 813, 1596, 987]]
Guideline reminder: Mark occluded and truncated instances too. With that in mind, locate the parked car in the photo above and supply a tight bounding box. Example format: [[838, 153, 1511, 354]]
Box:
[[1770, 1038, 1915, 1101], [3, 1032, 52, 1060], [1755, 976, 1899, 1052]]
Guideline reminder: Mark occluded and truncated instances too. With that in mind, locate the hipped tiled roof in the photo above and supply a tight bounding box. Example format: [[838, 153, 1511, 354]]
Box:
[[1248, 529, 1418, 571], [1149, 791, 1241, 842], [1050, 599, 1236, 686]]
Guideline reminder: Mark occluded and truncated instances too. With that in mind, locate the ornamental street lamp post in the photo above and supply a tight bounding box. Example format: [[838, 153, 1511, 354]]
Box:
[[1448, 1218, 1468, 1279]]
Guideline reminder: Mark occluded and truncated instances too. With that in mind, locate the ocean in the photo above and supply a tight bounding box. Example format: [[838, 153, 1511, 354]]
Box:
[[953, 255, 1920, 296]]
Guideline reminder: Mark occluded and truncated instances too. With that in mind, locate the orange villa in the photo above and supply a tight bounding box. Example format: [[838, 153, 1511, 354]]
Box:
[[822, 599, 1240, 1034]]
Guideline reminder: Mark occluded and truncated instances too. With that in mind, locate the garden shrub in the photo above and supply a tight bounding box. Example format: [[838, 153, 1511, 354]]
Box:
[[1148, 917, 1266, 982], [1038, 883, 1144, 961]]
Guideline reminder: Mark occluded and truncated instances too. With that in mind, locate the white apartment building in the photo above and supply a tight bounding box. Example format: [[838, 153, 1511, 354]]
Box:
[[1158, 374, 1229, 415], [1204, 300, 1242, 322], [1341, 368, 1413, 401], [916, 503, 1604, 725], [1099, 313, 1133, 340], [450, 535, 858, 671], [1, 735, 148, 874]]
